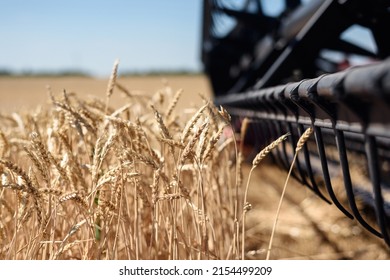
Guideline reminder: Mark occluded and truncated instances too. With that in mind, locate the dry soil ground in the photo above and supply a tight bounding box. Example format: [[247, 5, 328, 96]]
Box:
[[0, 75, 389, 259]]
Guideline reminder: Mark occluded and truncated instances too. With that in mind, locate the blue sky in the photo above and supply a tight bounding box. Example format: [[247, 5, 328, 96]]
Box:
[[0, 0, 203, 77], [0, 0, 375, 78]]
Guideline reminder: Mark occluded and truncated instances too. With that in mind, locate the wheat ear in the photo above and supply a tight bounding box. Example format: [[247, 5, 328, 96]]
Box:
[[105, 59, 119, 113], [165, 88, 183, 121]]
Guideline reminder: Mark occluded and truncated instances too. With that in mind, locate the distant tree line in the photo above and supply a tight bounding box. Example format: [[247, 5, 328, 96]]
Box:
[[119, 69, 202, 77], [0, 69, 90, 77]]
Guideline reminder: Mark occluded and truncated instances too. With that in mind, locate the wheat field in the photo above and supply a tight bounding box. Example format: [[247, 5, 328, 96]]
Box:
[[0, 64, 389, 260]]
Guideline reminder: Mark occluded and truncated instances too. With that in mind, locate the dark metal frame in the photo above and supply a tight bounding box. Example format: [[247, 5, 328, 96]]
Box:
[[202, 0, 390, 95], [202, 0, 390, 246]]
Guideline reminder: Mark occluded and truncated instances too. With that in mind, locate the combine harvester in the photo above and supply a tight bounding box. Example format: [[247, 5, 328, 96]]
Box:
[[201, 0, 390, 247]]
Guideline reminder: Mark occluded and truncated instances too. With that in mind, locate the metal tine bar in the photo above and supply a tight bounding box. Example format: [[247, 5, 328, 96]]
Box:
[[297, 122, 331, 203], [335, 129, 382, 238], [307, 72, 383, 234], [283, 83, 318, 190], [276, 83, 311, 184], [291, 81, 331, 203], [316, 72, 383, 236], [365, 135, 390, 245], [339, 63, 390, 239], [314, 126, 354, 218], [303, 77, 354, 217]]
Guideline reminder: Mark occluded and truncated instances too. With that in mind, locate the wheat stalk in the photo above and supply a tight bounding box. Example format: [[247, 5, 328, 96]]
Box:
[[241, 132, 289, 259], [266, 127, 313, 260]]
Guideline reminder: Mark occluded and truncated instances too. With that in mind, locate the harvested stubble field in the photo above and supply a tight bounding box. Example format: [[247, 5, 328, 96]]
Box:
[[0, 67, 389, 260]]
